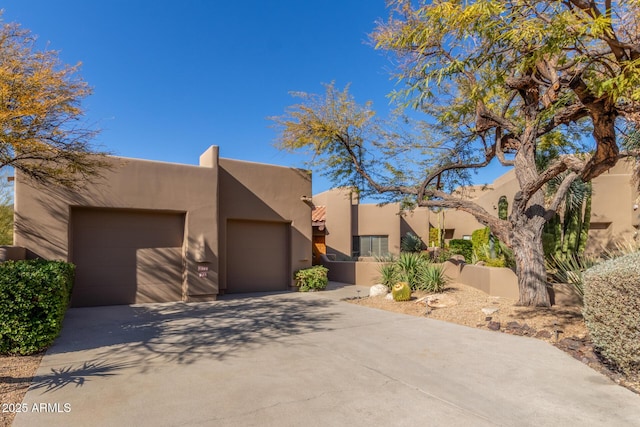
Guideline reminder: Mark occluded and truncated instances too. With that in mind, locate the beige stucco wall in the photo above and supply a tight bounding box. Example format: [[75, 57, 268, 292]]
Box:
[[588, 159, 639, 251], [217, 158, 312, 291], [313, 188, 354, 259], [401, 208, 430, 249], [354, 203, 402, 255], [15, 149, 220, 301], [457, 264, 519, 299]]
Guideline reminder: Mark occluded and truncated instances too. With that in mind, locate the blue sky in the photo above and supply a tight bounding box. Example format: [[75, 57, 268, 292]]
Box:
[[2, 0, 509, 195]]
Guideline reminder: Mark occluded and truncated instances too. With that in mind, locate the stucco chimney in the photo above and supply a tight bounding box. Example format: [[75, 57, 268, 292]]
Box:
[[199, 145, 219, 168]]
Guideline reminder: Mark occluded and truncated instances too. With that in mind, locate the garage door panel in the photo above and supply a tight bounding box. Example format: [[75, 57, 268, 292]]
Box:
[[72, 250, 137, 268], [71, 209, 185, 307], [71, 286, 136, 307], [135, 283, 183, 304], [226, 220, 289, 293], [137, 248, 184, 284]]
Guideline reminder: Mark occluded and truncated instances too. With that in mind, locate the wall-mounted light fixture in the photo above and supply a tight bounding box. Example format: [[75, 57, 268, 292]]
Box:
[[300, 195, 314, 207]]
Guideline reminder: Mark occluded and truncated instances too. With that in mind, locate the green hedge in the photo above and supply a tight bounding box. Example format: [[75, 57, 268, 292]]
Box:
[[0, 260, 75, 355], [583, 252, 640, 376], [448, 239, 472, 262], [295, 265, 329, 292]]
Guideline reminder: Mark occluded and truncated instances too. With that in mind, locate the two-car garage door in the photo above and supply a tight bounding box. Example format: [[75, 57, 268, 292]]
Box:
[[70, 210, 290, 305], [70, 208, 185, 307]]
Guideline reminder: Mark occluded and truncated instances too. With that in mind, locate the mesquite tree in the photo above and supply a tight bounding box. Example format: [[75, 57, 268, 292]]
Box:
[[0, 20, 108, 188], [273, 0, 640, 306]]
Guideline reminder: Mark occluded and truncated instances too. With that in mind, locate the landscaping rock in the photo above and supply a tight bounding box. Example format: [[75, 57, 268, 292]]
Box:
[[556, 337, 601, 366], [505, 321, 535, 336], [535, 330, 553, 339], [481, 307, 499, 315], [385, 293, 394, 301], [425, 294, 458, 308], [369, 284, 389, 297], [488, 321, 501, 331]]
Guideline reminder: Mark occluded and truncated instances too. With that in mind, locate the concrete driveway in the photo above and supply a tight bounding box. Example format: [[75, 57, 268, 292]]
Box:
[[14, 283, 640, 426]]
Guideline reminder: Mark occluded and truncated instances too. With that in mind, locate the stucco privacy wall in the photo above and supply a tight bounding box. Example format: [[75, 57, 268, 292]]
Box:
[[15, 147, 220, 305], [217, 158, 312, 293]]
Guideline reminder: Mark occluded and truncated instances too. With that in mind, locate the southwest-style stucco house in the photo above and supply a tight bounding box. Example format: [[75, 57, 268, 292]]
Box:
[[14, 146, 313, 307], [312, 159, 639, 262]]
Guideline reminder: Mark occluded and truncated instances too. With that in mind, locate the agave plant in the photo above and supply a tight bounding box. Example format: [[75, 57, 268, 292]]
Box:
[[377, 256, 399, 289], [396, 252, 425, 289], [401, 232, 423, 253], [416, 264, 448, 293], [546, 252, 598, 298]]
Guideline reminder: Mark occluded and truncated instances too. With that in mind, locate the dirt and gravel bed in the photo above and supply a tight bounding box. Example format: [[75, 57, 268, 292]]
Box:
[[348, 282, 639, 394], [0, 352, 44, 427]]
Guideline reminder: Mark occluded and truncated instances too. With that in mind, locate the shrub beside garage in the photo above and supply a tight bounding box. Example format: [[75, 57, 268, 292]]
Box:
[[0, 260, 75, 355]]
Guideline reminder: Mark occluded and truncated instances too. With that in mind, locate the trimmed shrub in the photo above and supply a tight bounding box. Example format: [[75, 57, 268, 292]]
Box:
[[583, 252, 640, 375], [392, 282, 411, 301], [448, 239, 472, 262], [295, 265, 329, 292], [0, 260, 75, 355], [471, 227, 491, 259], [484, 257, 506, 268]]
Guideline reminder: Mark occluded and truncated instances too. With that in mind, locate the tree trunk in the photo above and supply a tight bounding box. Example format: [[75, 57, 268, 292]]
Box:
[[511, 225, 551, 307]]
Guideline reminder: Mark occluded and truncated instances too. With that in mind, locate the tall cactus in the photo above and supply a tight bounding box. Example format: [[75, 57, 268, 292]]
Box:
[[543, 179, 592, 259], [498, 196, 508, 221], [578, 183, 592, 254]]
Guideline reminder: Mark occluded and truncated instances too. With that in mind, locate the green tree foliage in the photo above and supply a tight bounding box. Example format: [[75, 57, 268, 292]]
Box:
[[274, 1, 640, 306], [0, 19, 109, 188]]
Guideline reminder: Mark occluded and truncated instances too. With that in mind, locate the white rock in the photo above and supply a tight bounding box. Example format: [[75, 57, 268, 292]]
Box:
[[369, 284, 389, 297], [481, 307, 499, 315], [385, 293, 394, 300]]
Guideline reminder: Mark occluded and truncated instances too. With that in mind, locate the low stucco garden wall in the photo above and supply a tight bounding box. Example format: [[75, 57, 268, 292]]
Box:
[[0, 246, 27, 262], [320, 255, 519, 299]]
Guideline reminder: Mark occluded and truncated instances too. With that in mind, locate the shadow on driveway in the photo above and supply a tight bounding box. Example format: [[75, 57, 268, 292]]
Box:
[[32, 293, 340, 391]]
